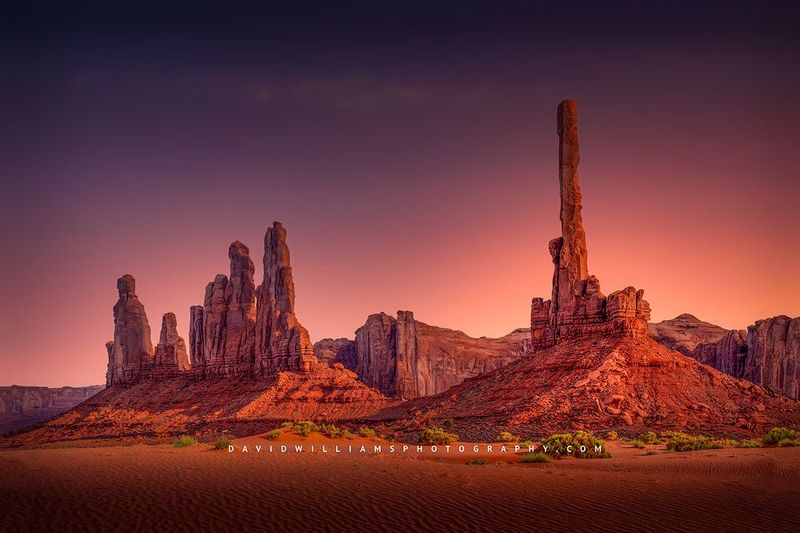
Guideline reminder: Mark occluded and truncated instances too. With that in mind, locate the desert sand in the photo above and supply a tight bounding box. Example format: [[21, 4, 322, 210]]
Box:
[[1, 434, 799, 532]]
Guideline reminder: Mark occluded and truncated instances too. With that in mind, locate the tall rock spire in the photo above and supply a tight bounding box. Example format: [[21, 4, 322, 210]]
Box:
[[107, 274, 154, 385], [531, 100, 650, 350], [553, 99, 589, 317], [255, 222, 317, 374], [223, 241, 257, 363]]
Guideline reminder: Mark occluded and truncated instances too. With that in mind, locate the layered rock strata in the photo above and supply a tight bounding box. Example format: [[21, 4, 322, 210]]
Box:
[[530, 100, 650, 350]]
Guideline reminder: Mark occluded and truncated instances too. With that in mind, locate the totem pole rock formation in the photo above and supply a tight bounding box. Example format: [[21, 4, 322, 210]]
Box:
[[530, 101, 650, 350], [106, 274, 154, 385], [254, 222, 318, 374]]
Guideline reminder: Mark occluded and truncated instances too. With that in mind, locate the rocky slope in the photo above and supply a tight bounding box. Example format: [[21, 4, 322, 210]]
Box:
[[0, 386, 103, 435], [314, 316, 530, 399], [7, 369, 392, 444], [373, 336, 800, 440]]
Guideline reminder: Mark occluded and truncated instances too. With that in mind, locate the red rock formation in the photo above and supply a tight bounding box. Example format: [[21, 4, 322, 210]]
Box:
[[154, 313, 190, 371], [202, 274, 228, 368], [344, 312, 530, 399], [107, 275, 154, 385], [530, 101, 650, 350], [353, 313, 398, 395], [745, 316, 800, 399], [255, 222, 318, 375], [223, 241, 257, 364], [188, 305, 204, 367]]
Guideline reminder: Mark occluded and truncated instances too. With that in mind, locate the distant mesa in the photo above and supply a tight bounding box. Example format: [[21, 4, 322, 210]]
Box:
[[651, 314, 800, 399], [314, 312, 530, 399]]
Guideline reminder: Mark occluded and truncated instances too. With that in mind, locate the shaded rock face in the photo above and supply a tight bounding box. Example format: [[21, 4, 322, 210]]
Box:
[[107, 275, 154, 385], [188, 305, 204, 367], [745, 316, 799, 399], [195, 242, 258, 377], [224, 241, 257, 364], [0, 386, 103, 435], [254, 222, 318, 374], [343, 312, 530, 399], [154, 313, 190, 371], [650, 314, 800, 399], [531, 101, 649, 350], [312, 338, 357, 370]]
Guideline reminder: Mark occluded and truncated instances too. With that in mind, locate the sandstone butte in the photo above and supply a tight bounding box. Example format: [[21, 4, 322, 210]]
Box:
[[5, 100, 799, 446]]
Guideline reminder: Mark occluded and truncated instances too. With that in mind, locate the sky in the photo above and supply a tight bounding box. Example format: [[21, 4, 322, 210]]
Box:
[[1, 1, 799, 386]]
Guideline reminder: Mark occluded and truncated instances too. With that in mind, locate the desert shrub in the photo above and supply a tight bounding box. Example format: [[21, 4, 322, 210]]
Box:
[[716, 439, 738, 448], [735, 439, 763, 448], [213, 436, 232, 450], [519, 440, 535, 449], [358, 427, 377, 438], [265, 430, 281, 440], [466, 459, 489, 465], [777, 439, 800, 447], [662, 432, 721, 452], [420, 428, 459, 445], [173, 435, 197, 448], [638, 431, 658, 444], [291, 421, 319, 437], [762, 427, 798, 445], [606, 431, 618, 441], [495, 431, 520, 443], [319, 424, 343, 438], [280, 421, 294, 428], [340, 428, 353, 439], [520, 452, 552, 463], [630, 440, 645, 448], [542, 431, 608, 458], [442, 419, 454, 429]]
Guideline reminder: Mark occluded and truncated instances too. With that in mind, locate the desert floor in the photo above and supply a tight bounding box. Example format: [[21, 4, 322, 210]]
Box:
[[1, 434, 799, 532]]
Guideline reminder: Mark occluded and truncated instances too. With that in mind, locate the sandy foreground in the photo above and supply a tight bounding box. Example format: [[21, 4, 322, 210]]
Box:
[[1, 434, 799, 532]]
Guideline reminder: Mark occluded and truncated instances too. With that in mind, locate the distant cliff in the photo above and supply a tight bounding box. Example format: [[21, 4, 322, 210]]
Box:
[[650, 314, 800, 399], [0, 385, 103, 435], [314, 312, 531, 399]]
